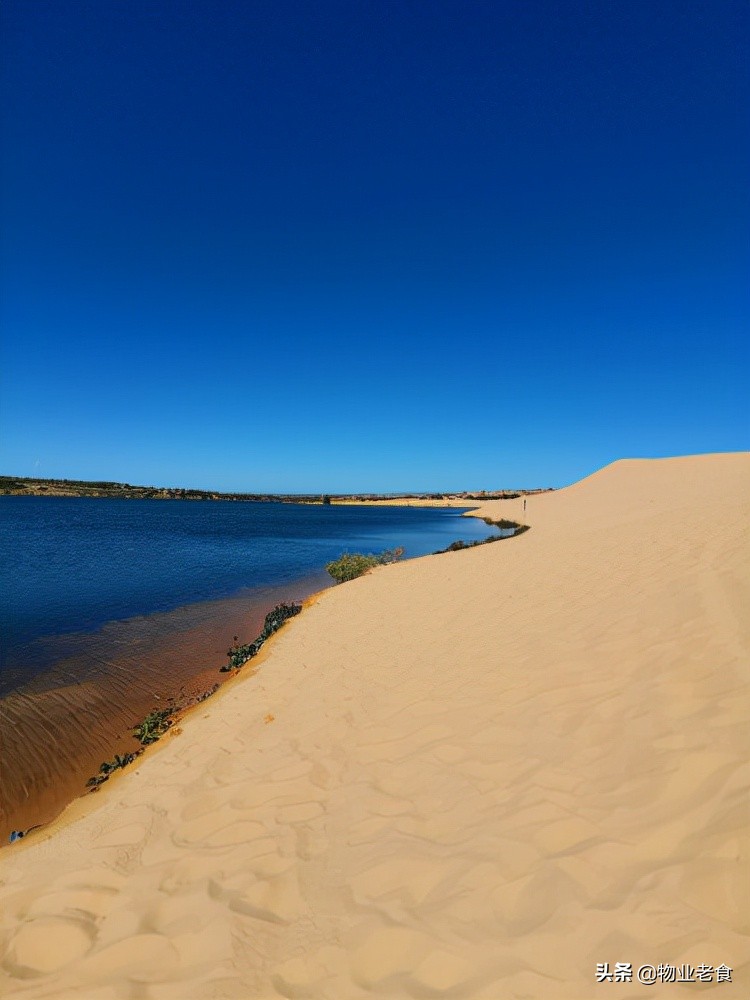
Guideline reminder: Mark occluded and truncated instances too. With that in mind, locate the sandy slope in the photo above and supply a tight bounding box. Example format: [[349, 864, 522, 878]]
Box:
[[0, 453, 748, 999]]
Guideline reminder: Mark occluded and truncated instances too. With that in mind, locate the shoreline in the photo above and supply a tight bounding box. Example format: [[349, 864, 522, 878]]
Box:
[[1, 453, 747, 998], [1, 587, 328, 851], [2, 507, 510, 845], [0, 576, 330, 844]]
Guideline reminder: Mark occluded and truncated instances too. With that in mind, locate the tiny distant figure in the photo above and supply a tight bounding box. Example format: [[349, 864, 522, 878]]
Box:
[[523, 498, 527, 512]]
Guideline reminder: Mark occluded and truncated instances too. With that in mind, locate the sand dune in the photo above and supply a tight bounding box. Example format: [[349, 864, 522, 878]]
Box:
[[1, 453, 748, 998]]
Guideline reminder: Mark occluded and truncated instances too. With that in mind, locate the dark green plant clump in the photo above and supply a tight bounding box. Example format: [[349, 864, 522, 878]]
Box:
[[85, 707, 175, 792], [133, 707, 175, 745], [325, 547, 405, 584], [86, 751, 140, 790], [221, 602, 302, 672], [483, 517, 524, 530], [436, 523, 529, 554]]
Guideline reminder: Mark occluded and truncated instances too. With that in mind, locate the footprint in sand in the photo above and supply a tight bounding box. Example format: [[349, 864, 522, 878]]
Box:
[[2, 917, 95, 976]]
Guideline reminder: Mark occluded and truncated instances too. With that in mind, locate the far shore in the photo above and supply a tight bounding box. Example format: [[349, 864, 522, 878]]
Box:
[[1, 474, 552, 503]]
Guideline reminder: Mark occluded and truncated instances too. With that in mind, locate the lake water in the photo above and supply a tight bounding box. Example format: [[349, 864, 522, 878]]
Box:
[[1, 497, 499, 681], [0, 498, 503, 836]]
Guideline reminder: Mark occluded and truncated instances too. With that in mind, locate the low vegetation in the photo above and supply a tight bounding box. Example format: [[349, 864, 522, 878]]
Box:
[[133, 707, 175, 745], [325, 547, 405, 583], [86, 707, 175, 790], [436, 522, 529, 554], [221, 602, 302, 672], [80, 602, 304, 796], [86, 751, 140, 791]]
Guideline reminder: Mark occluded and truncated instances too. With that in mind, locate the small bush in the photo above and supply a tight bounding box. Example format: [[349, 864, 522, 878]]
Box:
[[435, 523, 529, 554], [86, 750, 139, 790], [325, 553, 380, 582], [325, 547, 404, 584], [98, 752, 137, 775], [133, 708, 174, 745], [378, 547, 405, 564], [221, 602, 302, 672], [262, 602, 303, 636]]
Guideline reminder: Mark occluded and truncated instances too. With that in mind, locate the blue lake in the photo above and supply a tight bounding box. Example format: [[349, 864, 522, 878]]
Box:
[[1, 497, 499, 679], [0, 496, 508, 836]]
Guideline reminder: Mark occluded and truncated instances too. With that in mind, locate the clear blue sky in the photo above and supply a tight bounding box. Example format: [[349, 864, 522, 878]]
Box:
[[1, 0, 747, 491]]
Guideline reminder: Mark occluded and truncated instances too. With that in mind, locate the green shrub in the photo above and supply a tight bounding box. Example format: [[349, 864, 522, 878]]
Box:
[[262, 602, 302, 636], [325, 547, 404, 583], [133, 708, 174, 745], [436, 523, 529, 554], [221, 602, 302, 672], [86, 750, 139, 790], [98, 752, 137, 776], [325, 553, 380, 583]]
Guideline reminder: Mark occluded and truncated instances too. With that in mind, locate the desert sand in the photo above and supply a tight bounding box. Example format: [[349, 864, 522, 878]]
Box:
[[0, 453, 748, 999]]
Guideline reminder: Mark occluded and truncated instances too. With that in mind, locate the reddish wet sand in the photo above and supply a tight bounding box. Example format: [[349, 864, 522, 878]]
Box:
[[0, 576, 328, 842]]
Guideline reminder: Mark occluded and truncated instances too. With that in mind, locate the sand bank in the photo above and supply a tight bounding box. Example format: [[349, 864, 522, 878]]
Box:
[[1, 453, 748, 998], [0, 577, 327, 844]]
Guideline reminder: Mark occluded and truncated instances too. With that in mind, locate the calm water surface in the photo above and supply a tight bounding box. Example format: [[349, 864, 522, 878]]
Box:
[[1, 498, 499, 686], [0, 497, 506, 837]]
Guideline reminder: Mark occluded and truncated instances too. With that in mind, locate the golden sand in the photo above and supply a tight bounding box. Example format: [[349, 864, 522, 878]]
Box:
[[1, 453, 748, 998]]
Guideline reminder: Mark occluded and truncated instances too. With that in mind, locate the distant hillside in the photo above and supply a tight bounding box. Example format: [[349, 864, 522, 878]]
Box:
[[0, 476, 553, 502], [0, 477, 317, 502]]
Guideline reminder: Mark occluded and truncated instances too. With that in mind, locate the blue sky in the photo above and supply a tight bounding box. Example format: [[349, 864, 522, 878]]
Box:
[[1, 0, 747, 491]]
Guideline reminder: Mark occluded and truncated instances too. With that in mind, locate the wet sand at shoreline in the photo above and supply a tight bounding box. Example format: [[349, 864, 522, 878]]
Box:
[[0, 575, 328, 842], [0, 453, 748, 999]]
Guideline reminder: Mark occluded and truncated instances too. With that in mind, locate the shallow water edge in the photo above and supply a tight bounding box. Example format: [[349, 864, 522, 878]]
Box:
[[0, 574, 328, 842]]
